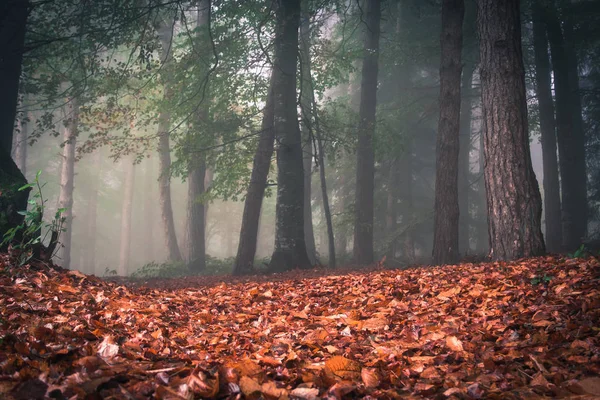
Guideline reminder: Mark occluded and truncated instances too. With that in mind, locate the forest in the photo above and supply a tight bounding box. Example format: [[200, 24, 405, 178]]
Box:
[[1, 0, 600, 399]]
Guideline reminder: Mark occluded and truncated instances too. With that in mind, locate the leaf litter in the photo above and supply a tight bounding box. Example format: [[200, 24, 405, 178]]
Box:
[[0, 254, 599, 399]]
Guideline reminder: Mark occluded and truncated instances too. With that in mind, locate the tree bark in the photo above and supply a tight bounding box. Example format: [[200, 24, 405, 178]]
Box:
[[187, 0, 210, 272], [0, 0, 29, 240], [12, 102, 28, 176], [300, 0, 317, 265], [477, 0, 545, 260], [57, 97, 79, 269], [545, 6, 587, 251], [156, 17, 183, 262], [458, 63, 474, 255], [433, 0, 464, 265], [232, 74, 276, 275], [531, 1, 562, 252], [269, 0, 312, 272], [353, 0, 381, 266], [118, 159, 135, 275]]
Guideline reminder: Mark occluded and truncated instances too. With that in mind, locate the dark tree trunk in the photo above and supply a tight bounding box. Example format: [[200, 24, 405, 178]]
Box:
[[0, 0, 29, 240], [545, 6, 588, 251], [475, 119, 488, 254], [531, 1, 562, 252], [156, 18, 182, 262], [187, 0, 211, 272], [187, 158, 207, 271], [433, 0, 464, 265], [57, 97, 79, 269], [353, 0, 381, 266], [269, 0, 312, 272], [458, 63, 474, 255], [118, 159, 135, 275], [300, 1, 317, 265], [232, 74, 276, 275], [477, 0, 545, 260]]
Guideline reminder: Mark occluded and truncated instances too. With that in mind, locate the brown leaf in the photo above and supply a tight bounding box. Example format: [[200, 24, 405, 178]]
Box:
[[360, 368, 380, 388], [324, 356, 361, 381], [239, 376, 262, 396], [445, 336, 464, 352]]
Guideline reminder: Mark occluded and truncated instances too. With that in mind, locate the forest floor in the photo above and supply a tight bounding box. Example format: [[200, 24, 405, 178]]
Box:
[[0, 254, 599, 399]]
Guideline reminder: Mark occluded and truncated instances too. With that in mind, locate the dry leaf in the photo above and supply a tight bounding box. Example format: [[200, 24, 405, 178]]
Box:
[[445, 336, 464, 352]]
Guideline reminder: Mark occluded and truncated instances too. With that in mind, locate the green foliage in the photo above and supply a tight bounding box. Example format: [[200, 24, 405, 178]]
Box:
[[567, 244, 588, 259], [530, 274, 553, 286], [1, 171, 65, 266], [131, 256, 271, 279]]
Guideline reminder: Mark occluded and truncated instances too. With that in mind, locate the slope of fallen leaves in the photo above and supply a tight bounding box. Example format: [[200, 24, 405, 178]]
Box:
[[0, 255, 599, 400]]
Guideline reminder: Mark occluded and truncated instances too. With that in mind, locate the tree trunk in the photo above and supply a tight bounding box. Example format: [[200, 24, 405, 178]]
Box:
[[477, 0, 545, 260], [57, 97, 79, 269], [232, 74, 276, 275], [545, 6, 587, 251], [187, 0, 211, 272], [433, 0, 464, 265], [12, 103, 28, 175], [86, 150, 100, 274], [300, 1, 317, 265], [353, 0, 381, 266], [269, 0, 312, 272], [156, 17, 183, 262], [118, 159, 135, 275], [475, 119, 488, 254], [458, 63, 474, 255], [187, 158, 207, 271], [0, 0, 29, 240], [562, 6, 588, 248], [143, 158, 155, 263], [531, 1, 562, 252]]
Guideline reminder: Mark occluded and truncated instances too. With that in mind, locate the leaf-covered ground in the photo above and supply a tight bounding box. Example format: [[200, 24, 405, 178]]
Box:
[[1, 255, 599, 399]]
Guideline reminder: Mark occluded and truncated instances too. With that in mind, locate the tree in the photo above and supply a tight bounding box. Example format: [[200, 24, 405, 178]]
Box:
[[432, 0, 464, 265], [187, 0, 211, 272], [0, 0, 30, 241], [118, 159, 135, 275], [531, 0, 562, 252], [155, 14, 183, 262], [353, 0, 381, 266], [477, 0, 545, 260], [269, 0, 313, 272], [233, 74, 276, 275], [545, 3, 588, 251], [57, 97, 79, 269]]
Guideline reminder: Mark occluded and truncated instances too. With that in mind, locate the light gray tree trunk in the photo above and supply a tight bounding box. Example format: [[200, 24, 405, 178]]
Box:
[[118, 159, 135, 275], [57, 96, 80, 269]]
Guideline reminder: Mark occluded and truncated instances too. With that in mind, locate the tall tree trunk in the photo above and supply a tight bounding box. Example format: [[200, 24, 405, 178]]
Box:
[[545, 6, 587, 251], [300, 1, 317, 265], [57, 97, 79, 269], [458, 63, 474, 255], [433, 0, 464, 265], [531, 1, 562, 252], [0, 0, 29, 241], [143, 158, 155, 262], [187, 0, 210, 272], [269, 0, 312, 272], [477, 0, 545, 260], [86, 150, 100, 274], [562, 6, 588, 247], [232, 74, 276, 275], [353, 0, 381, 266], [118, 159, 135, 275], [475, 121, 488, 253], [156, 17, 182, 262]]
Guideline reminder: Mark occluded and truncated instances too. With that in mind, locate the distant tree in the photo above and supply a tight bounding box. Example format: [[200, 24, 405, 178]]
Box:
[[432, 0, 464, 265], [531, 0, 562, 252], [353, 0, 381, 266], [477, 0, 546, 260], [269, 0, 313, 272], [545, 3, 588, 251], [118, 159, 135, 275]]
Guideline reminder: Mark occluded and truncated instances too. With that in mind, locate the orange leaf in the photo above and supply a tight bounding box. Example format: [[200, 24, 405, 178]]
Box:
[[446, 336, 464, 352], [361, 368, 381, 388]]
